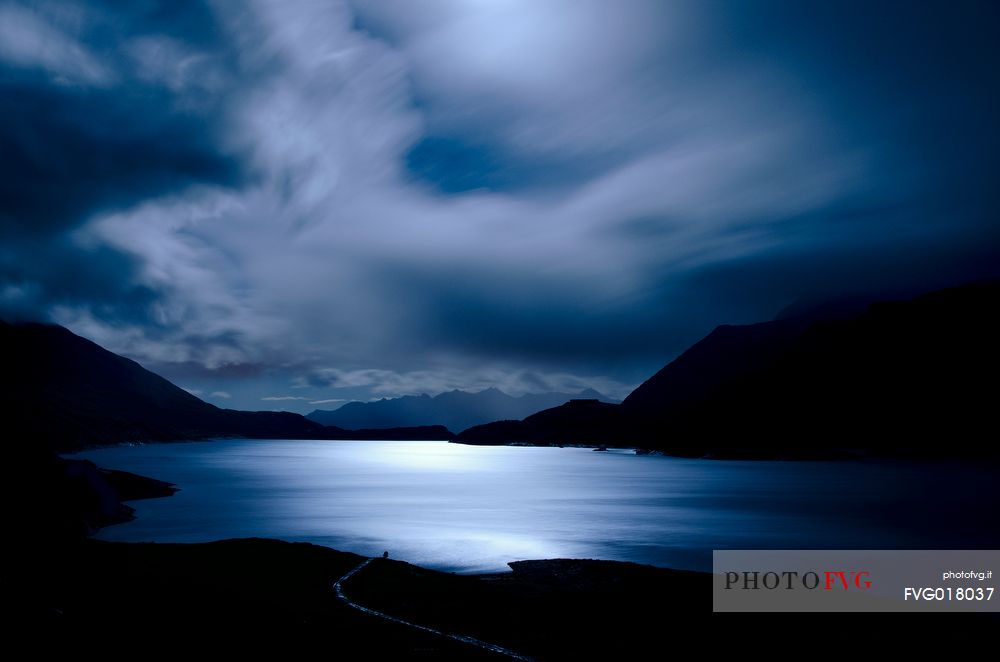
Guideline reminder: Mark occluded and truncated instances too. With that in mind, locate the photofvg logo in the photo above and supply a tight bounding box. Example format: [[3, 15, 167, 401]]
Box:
[[713, 550, 1000, 612], [723, 569, 872, 591]]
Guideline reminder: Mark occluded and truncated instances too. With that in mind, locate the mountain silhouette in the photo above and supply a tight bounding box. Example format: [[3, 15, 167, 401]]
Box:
[[6, 280, 997, 457], [307, 387, 617, 432], [457, 282, 1000, 457], [1, 321, 449, 451]]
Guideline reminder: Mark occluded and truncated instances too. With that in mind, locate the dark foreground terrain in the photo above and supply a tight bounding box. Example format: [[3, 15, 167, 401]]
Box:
[[4, 537, 707, 660], [7, 536, 993, 659]]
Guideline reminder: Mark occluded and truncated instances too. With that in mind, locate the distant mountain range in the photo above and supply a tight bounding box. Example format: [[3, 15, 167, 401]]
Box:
[[1, 321, 448, 452], [5, 281, 997, 458], [306, 388, 618, 432], [457, 282, 1000, 458]]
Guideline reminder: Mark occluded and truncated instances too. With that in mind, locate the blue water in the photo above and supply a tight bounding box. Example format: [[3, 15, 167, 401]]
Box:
[[76, 440, 1000, 573]]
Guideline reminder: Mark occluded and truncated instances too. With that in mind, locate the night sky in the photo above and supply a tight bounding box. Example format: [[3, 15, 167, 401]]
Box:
[[2, 1, 998, 412]]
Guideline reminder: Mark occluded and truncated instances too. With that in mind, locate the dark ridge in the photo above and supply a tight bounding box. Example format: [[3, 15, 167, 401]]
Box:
[[457, 281, 1000, 458], [307, 387, 618, 432], [0, 320, 453, 451]]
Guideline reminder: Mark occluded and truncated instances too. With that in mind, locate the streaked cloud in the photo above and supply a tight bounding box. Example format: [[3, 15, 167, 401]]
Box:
[[0, 3, 115, 85], [2, 0, 997, 413]]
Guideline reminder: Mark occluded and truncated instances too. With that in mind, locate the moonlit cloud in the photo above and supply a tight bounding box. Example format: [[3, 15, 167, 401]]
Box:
[[0, 3, 114, 85], [2, 0, 998, 413]]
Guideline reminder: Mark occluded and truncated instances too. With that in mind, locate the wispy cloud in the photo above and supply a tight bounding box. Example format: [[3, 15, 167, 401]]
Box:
[[295, 366, 634, 401], [0, 4, 115, 85], [3, 0, 998, 412]]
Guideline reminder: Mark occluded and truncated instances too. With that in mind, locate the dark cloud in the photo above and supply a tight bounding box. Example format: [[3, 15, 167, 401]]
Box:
[[0, 0, 244, 324], [0, 78, 241, 233], [155, 359, 271, 381], [1, 0, 998, 412], [0, 235, 159, 322], [404, 134, 640, 195]]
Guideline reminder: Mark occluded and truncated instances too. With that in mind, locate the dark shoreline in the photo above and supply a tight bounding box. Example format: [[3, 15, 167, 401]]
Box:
[[12, 536, 992, 658], [6, 536, 713, 658], [4, 453, 719, 658], [10, 452, 998, 657]]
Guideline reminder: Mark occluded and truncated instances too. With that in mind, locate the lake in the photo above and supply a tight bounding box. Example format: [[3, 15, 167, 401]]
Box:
[[77, 440, 1000, 573]]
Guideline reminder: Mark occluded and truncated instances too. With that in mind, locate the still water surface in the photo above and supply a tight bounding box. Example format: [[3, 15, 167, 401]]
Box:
[[78, 440, 1000, 573]]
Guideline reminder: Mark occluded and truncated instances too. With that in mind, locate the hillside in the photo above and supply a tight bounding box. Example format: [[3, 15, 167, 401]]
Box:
[[307, 387, 617, 432], [1, 321, 448, 451], [457, 282, 1000, 457]]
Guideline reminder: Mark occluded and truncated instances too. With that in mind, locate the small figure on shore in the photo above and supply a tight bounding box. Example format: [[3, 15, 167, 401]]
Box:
[[382, 550, 389, 559]]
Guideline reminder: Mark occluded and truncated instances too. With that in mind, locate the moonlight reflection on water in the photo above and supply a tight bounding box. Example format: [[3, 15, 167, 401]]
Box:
[[78, 440, 1000, 573]]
